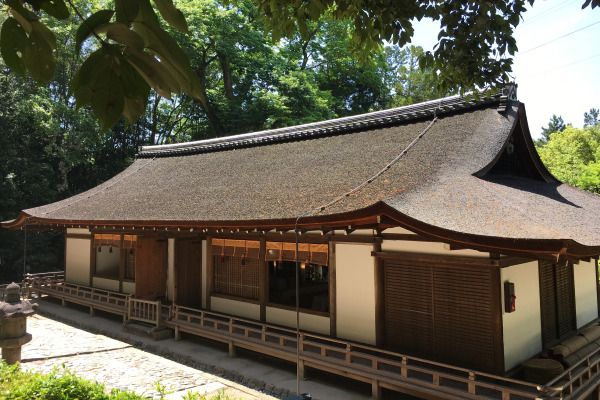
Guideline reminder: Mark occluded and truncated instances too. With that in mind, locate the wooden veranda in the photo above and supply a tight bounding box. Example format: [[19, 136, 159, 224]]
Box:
[[21, 272, 600, 400]]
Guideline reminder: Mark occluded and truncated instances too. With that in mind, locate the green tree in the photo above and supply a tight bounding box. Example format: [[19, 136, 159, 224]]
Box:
[[536, 115, 568, 147], [2, 0, 598, 130], [584, 108, 599, 128], [538, 124, 600, 194]]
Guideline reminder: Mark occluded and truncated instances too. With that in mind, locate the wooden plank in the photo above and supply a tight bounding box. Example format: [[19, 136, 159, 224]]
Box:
[[135, 237, 168, 300]]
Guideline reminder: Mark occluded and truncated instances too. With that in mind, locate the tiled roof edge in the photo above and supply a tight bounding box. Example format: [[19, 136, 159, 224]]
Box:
[[138, 89, 508, 159]]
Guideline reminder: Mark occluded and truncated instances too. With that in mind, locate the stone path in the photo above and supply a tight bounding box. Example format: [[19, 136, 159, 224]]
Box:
[[21, 314, 278, 400]]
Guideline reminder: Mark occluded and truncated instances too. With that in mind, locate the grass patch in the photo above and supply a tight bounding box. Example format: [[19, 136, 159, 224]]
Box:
[[0, 361, 239, 399]]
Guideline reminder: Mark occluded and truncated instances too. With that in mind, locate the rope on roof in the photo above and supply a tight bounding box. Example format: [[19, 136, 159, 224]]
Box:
[[300, 116, 440, 219]]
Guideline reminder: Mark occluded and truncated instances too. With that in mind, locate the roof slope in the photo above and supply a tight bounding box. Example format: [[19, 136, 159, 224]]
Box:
[[4, 93, 600, 253]]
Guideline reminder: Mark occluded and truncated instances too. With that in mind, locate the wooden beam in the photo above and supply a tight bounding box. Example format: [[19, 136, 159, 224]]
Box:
[[371, 251, 502, 268]]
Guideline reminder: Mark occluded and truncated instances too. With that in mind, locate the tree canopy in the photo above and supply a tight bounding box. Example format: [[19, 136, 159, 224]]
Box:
[[537, 109, 600, 195], [1, 0, 598, 130]]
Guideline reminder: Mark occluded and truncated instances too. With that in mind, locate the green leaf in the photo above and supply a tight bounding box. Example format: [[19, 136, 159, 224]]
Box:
[[137, 0, 160, 26], [115, 0, 140, 24], [40, 0, 70, 19], [23, 24, 56, 83], [30, 21, 57, 49], [152, 0, 188, 33], [90, 60, 125, 131], [123, 48, 178, 98], [70, 49, 106, 96], [123, 97, 146, 125], [132, 22, 200, 96], [75, 10, 114, 56], [104, 23, 145, 50], [119, 58, 150, 101], [0, 18, 28, 78]]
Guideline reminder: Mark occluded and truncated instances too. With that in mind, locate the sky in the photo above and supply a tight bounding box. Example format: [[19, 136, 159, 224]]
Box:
[[410, 0, 600, 139]]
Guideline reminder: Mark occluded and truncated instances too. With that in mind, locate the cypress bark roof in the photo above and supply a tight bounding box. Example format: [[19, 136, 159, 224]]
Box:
[[4, 91, 600, 256]]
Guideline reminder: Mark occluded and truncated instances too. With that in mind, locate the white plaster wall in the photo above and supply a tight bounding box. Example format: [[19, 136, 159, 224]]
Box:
[[92, 277, 120, 292], [166, 238, 175, 302], [65, 238, 91, 285], [202, 240, 207, 309], [122, 281, 135, 295], [381, 240, 487, 258], [66, 228, 91, 235], [211, 296, 260, 320], [335, 243, 376, 345], [266, 307, 330, 335], [574, 259, 599, 328], [501, 261, 542, 371]]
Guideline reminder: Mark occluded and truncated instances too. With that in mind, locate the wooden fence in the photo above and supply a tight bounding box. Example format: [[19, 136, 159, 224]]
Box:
[[24, 272, 600, 400]]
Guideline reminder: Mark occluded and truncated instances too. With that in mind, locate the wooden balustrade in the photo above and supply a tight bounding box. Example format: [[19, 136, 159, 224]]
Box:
[[128, 298, 162, 327], [24, 272, 600, 400]]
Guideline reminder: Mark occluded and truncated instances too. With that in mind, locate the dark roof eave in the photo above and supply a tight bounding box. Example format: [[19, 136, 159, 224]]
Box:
[[379, 203, 600, 259]]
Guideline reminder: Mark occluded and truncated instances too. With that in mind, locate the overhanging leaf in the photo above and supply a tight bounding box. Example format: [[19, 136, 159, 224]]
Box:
[[23, 26, 55, 83], [104, 23, 145, 50], [40, 0, 70, 19], [75, 10, 114, 56], [0, 18, 28, 78], [123, 47, 179, 98], [89, 56, 125, 130], [115, 0, 140, 24], [152, 0, 188, 33]]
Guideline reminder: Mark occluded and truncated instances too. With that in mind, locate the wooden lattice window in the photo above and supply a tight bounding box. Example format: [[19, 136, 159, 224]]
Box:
[[213, 255, 259, 300]]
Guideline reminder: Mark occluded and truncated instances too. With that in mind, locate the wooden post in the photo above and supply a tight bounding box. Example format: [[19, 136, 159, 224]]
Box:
[[228, 341, 236, 358], [90, 306, 95, 316], [206, 236, 213, 310], [174, 326, 181, 341], [299, 359, 306, 381], [61, 298, 66, 307], [373, 238, 385, 347], [401, 356, 408, 378], [328, 241, 337, 338], [371, 379, 381, 400], [259, 238, 267, 323], [468, 371, 476, 394]]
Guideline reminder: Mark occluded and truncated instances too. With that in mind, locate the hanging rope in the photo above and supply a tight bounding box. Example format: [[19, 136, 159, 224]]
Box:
[[292, 113, 440, 396]]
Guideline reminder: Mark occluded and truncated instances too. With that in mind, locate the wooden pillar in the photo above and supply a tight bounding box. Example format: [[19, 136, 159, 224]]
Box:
[[206, 236, 213, 310], [329, 241, 337, 338], [228, 341, 236, 358], [174, 326, 181, 341], [373, 237, 385, 347], [259, 238, 267, 323]]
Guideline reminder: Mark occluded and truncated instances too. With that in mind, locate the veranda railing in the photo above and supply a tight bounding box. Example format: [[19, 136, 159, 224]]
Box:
[[25, 272, 600, 400]]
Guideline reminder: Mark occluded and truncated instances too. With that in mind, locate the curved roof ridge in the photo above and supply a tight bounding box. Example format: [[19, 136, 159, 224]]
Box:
[[138, 90, 503, 158]]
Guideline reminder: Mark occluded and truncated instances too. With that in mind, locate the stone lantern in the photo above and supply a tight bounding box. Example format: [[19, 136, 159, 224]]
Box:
[[0, 282, 37, 364]]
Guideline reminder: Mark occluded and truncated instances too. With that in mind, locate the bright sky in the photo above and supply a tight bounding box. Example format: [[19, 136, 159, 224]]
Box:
[[410, 0, 600, 139]]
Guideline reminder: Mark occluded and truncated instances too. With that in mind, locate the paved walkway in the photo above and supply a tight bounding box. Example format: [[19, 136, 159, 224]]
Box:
[[18, 298, 372, 400], [22, 314, 275, 399]]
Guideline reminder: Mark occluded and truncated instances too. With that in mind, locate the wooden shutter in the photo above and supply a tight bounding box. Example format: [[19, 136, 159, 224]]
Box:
[[384, 262, 434, 353], [539, 261, 576, 347], [384, 260, 499, 373]]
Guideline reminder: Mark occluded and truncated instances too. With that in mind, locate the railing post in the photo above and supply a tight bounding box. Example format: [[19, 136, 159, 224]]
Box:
[[346, 343, 351, 363], [371, 379, 381, 400], [299, 359, 306, 381], [468, 371, 476, 395], [401, 356, 408, 378]]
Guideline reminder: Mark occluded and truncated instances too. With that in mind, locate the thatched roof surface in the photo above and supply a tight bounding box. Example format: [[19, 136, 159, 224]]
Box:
[[4, 93, 600, 252]]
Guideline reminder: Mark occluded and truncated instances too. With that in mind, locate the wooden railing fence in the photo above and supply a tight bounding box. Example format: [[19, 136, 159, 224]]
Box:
[[128, 298, 162, 327], [24, 272, 600, 400]]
